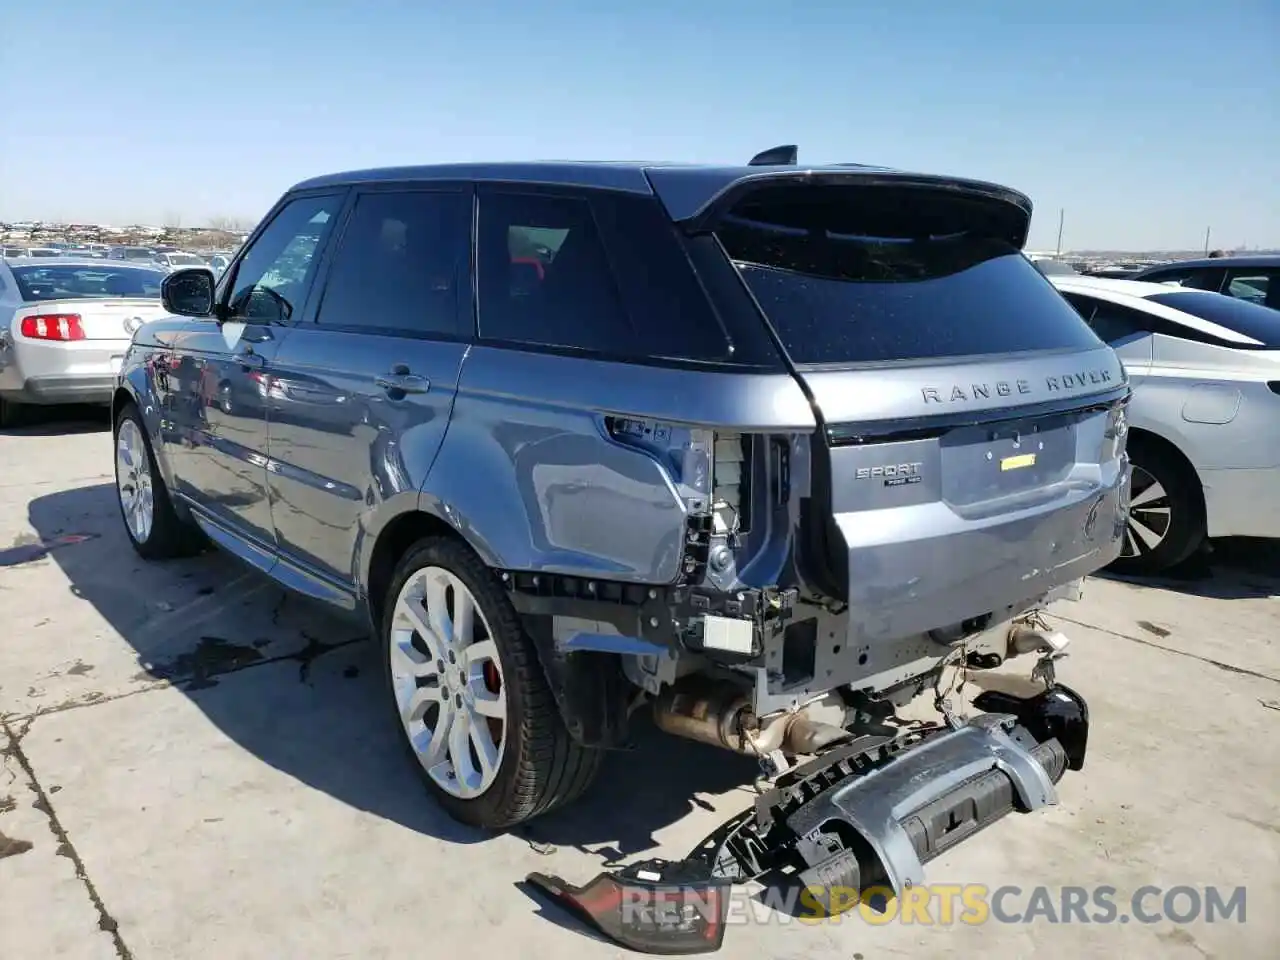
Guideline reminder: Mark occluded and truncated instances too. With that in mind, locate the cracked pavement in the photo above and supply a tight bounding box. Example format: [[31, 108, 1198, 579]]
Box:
[[1, 410, 1278, 959]]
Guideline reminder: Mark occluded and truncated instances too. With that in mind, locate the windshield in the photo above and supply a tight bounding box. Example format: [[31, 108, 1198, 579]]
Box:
[[1148, 291, 1280, 347], [716, 185, 1100, 364], [168, 253, 204, 265], [12, 265, 166, 301], [29, 249, 60, 258], [123, 248, 155, 260]]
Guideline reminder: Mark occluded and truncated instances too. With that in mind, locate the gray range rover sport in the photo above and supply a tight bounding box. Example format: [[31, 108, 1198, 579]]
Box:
[[113, 148, 1130, 922]]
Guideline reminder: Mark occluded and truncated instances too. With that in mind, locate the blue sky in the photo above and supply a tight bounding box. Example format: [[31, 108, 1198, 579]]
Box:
[[2, 0, 1275, 250]]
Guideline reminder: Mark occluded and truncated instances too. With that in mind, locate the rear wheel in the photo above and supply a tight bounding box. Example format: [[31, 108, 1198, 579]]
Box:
[[114, 403, 202, 559], [383, 537, 602, 829], [0, 396, 24, 430], [1108, 443, 1205, 576]]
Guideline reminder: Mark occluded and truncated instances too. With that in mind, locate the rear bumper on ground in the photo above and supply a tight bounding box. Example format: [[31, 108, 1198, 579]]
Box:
[[1202, 465, 1280, 539], [2, 375, 117, 405]]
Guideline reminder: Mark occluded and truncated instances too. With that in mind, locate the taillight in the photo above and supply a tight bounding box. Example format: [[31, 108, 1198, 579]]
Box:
[[20, 313, 85, 341]]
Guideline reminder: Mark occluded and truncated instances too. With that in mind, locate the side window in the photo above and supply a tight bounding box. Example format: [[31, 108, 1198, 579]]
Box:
[[477, 191, 631, 354], [226, 194, 342, 324], [476, 190, 736, 363], [1223, 271, 1270, 305], [1062, 293, 1145, 344], [1145, 267, 1222, 292], [315, 190, 469, 337]]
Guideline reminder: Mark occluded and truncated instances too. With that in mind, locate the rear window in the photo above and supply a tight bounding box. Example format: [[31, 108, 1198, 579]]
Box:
[[12, 265, 165, 301], [1147, 291, 1280, 347], [716, 185, 1103, 365]]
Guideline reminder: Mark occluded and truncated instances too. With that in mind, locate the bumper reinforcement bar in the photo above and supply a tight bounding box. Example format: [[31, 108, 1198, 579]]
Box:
[[526, 683, 1088, 954]]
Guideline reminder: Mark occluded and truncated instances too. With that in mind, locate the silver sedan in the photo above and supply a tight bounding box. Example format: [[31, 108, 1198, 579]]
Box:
[[1051, 274, 1280, 573], [0, 258, 171, 427]]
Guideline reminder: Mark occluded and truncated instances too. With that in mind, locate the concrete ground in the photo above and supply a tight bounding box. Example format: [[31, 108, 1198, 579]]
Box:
[[1, 408, 1277, 960]]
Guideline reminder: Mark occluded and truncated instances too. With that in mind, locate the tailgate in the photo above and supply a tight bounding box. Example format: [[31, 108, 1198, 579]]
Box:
[[810, 354, 1129, 643], [703, 176, 1131, 640]]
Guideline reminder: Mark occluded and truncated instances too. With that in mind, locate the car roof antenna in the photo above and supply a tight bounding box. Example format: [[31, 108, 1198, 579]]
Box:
[[748, 144, 798, 166]]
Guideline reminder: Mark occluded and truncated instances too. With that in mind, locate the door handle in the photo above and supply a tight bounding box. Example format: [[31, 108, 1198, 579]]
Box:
[[374, 372, 430, 395]]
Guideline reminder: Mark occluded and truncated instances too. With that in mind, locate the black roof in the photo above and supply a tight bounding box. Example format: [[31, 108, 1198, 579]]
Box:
[[289, 160, 1033, 228], [1135, 254, 1280, 274]]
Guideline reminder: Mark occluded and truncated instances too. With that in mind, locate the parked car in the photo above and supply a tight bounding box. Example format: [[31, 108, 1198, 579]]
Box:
[[205, 252, 234, 276], [1129, 254, 1280, 311], [106, 245, 160, 263], [112, 155, 1124, 936], [1050, 274, 1280, 573], [0, 259, 169, 427], [152, 251, 209, 272], [2, 246, 61, 259]]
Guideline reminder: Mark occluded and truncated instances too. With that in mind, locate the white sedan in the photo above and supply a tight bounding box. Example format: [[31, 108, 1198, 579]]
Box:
[[0, 259, 171, 427], [1050, 274, 1280, 573]]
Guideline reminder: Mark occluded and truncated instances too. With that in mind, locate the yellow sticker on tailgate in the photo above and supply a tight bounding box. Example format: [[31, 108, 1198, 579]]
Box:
[[1000, 453, 1037, 471]]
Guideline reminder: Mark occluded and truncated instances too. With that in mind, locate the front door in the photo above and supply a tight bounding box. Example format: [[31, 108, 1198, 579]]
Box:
[[265, 186, 472, 589], [167, 192, 345, 548]]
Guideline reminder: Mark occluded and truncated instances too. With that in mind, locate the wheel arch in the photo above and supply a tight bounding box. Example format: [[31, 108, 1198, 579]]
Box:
[[361, 505, 496, 639], [1125, 426, 1206, 517]]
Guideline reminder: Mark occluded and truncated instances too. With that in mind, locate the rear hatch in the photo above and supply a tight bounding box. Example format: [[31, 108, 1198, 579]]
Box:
[[677, 173, 1131, 643]]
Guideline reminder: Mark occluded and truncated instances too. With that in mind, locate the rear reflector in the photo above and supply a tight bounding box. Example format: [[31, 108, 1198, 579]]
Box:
[[20, 313, 85, 342]]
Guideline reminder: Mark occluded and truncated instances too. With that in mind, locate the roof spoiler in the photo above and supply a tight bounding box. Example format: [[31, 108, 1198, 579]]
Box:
[[660, 169, 1034, 248], [748, 144, 798, 166]]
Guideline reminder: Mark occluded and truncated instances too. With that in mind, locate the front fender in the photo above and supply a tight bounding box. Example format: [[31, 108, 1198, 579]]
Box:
[[116, 351, 179, 494]]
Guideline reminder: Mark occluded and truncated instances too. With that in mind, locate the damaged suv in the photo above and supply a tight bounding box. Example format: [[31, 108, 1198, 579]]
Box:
[[115, 146, 1129, 946]]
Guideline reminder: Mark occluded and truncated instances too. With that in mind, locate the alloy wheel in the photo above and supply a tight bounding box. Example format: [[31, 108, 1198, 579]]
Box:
[[1119, 464, 1171, 559], [388, 566, 507, 799], [116, 418, 155, 544]]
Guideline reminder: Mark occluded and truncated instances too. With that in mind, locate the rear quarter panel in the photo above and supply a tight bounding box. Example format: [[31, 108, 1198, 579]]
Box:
[[421, 346, 815, 582]]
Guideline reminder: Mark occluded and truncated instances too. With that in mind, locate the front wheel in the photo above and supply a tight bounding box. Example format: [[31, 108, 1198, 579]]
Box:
[[383, 537, 602, 829], [114, 403, 202, 559], [1108, 444, 1205, 576]]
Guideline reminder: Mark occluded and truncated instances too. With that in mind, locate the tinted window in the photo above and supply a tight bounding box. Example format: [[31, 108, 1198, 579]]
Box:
[[1147, 291, 1280, 347], [1139, 266, 1222, 291], [477, 191, 738, 363], [12, 265, 165, 301], [316, 190, 468, 337], [1061, 293, 1147, 343], [226, 194, 341, 324], [716, 186, 1101, 364], [1223, 271, 1271, 305]]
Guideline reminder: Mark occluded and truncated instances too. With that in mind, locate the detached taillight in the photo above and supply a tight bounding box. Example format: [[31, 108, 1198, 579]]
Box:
[[20, 313, 85, 341]]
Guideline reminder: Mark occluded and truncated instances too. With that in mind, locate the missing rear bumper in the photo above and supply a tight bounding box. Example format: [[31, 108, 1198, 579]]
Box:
[[528, 683, 1088, 953]]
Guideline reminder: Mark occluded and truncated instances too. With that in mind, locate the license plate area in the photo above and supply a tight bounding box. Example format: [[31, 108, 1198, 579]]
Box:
[[939, 410, 1080, 507]]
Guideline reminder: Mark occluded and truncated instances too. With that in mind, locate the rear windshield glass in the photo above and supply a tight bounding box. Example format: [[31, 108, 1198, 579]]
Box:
[[12, 265, 165, 301], [716, 185, 1102, 365], [1147, 291, 1280, 347]]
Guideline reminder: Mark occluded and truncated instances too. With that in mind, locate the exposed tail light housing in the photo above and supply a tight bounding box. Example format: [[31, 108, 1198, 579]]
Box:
[[20, 313, 85, 342]]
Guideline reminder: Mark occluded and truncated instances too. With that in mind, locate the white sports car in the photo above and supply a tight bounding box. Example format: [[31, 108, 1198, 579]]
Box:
[[1050, 274, 1280, 574], [0, 259, 170, 427]]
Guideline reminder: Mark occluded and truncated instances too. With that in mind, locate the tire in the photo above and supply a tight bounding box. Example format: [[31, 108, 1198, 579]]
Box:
[[1108, 441, 1206, 576], [113, 402, 203, 560], [382, 536, 602, 829], [0, 396, 24, 430]]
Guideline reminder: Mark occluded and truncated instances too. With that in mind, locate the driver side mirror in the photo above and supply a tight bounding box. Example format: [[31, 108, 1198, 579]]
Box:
[[162, 268, 218, 318]]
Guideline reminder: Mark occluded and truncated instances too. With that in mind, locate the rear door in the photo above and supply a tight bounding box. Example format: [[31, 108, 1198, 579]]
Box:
[[264, 185, 472, 592], [705, 179, 1129, 642]]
